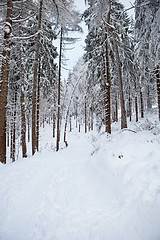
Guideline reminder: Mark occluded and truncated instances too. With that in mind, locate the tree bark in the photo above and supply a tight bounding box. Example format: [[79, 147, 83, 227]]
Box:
[[156, 65, 160, 121], [28, 113, 30, 142], [147, 85, 152, 109], [56, 27, 63, 151], [104, 10, 111, 134], [85, 96, 87, 133], [112, 32, 127, 129], [91, 111, 93, 130], [0, 0, 13, 164], [19, 5, 27, 158], [36, 60, 41, 151], [7, 124, 9, 147], [140, 90, 144, 118], [12, 90, 17, 162], [135, 96, 138, 122], [69, 114, 72, 132], [115, 96, 118, 122], [32, 0, 43, 155], [53, 113, 56, 138], [64, 109, 69, 147], [129, 91, 132, 121], [10, 113, 13, 160]]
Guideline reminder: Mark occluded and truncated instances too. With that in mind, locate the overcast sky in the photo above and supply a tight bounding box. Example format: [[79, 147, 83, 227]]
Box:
[[61, 0, 135, 79]]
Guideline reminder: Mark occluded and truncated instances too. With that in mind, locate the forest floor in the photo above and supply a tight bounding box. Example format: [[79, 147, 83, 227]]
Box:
[[1, 111, 160, 240]]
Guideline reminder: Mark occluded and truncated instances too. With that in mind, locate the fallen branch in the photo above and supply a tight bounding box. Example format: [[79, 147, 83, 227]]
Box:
[[121, 128, 137, 134]]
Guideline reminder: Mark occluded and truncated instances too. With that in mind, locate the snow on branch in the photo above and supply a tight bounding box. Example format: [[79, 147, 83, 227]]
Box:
[[12, 9, 39, 23], [12, 30, 41, 41]]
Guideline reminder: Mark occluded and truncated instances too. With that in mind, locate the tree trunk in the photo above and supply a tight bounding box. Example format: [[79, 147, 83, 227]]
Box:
[[64, 109, 69, 147], [10, 114, 13, 160], [36, 60, 41, 151], [112, 32, 127, 129], [129, 91, 132, 121], [140, 90, 144, 118], [56, 27, 63, 151], [43, 116, 45, 128], [0, 0, 13, 164], [53, 113, 56, 138], [147, 85, 152, 109], [7, 125, 10, 147], [91, 111, 93, 130], [10, 107, 13, 159], [27, 111, 30, 142], [69, 114, 72, 132], [85, 96, 87, 133], [104, 12, 111, 133], [135, 96, 138, 122], [115, 96, 118, 122], [156, 65, 160, 121], [32, 0, 43, 155], [75, 104, 78, 128], [12, 90, 17, 162], [19, 8, 27, 158]]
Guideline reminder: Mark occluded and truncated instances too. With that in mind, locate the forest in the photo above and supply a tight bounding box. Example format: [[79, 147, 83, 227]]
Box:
[[0, 0, 160, 239], [0, 0, 159, 162]]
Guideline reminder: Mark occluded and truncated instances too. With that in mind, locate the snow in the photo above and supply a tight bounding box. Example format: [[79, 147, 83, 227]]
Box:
[[4, 22, 11, 34], [1, 113, 160, 240]]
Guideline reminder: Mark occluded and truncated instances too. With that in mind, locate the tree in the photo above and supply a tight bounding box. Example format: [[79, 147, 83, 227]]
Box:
[[135, 0, 160, 115], [83, 0, 129, 131], [56, 26, 63, 151], [0, 0, 13, 164], [32, 0, 43, 156]]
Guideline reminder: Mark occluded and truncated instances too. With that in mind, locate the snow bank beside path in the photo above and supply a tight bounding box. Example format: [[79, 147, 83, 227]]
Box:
[[0, 115, 160, 240]]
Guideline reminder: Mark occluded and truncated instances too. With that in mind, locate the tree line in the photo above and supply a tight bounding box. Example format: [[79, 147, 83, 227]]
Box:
[[0, 0, 159, 164], [0, 0, 81, 163], [65, 0, 160, 141]]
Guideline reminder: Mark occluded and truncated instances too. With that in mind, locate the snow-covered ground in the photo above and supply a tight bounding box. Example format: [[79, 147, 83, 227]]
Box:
[[1, 113, 160, 240]]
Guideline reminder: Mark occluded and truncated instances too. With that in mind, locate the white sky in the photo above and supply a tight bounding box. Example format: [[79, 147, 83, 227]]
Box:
[[61, 0, 135, 79]]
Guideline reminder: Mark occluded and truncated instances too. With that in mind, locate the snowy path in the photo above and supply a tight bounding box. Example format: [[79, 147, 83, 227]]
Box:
[[1, 120, 160, 240]]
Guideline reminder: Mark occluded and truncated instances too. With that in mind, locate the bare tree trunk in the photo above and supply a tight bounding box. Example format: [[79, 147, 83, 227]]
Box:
[[104, 10, 111, 133], [91, 111, 93, 130], [85, 96, 87, 133], [156, 65, 160, 121], [10, 115, 13, 159], [135, 95, 138, 122], [12, 90, 17, 162], [112, 33, 127, 129], [0, 0, 13, 164], [43, 116, 45, 128], [56, 27, 63, 151], [32, 0, 43, 155], [115, 96, 118, 122], [75, 104, 78, 128], [36, 60, 41, 151], [19, 6, 27, 158], [147, 85, 152, 109], [27, 112, 30, 142], [53, 113, 56, 138], [64, 109, 69, 147], [129, 91, 132, 121], [140, 90, 144, 118], [20, 59, 27, 157], [69, 114, 72, 132], [88, 113, 91, 131]]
